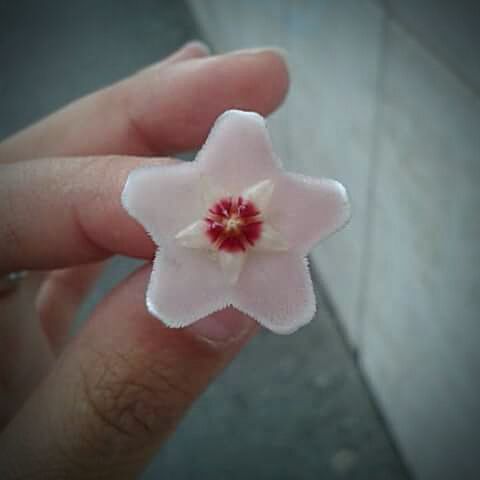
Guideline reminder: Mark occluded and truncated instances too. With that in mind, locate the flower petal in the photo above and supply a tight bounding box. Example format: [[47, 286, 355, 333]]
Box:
[[218, 250, 246, 285], [175, 220, 211, 249], [122, 162, 203, 245], [268, 173, 351, 255], [231, 252, 316, 334], [242, 178, 274, 212], [254, 223, 289, 251], [197, 110, 282, 194], [200, 174, 227, 209], [146, 242, 231, 327]]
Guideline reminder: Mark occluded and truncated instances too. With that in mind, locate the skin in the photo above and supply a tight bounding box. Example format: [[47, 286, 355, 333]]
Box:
[[0, 42, 289, 479]]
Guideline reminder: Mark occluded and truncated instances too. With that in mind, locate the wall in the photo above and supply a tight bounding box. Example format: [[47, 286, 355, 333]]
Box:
[[188, 1, 480, 479]]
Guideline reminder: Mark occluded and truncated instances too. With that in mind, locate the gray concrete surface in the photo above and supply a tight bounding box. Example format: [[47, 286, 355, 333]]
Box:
[[383, 0, 480, 92], [1, 1, 410, 478]]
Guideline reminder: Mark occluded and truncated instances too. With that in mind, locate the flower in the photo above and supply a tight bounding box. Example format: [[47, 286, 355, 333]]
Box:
[[122, 110, 350, 334]]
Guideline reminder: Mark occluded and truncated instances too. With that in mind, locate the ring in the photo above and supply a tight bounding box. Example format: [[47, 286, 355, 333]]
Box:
[[0, 271, 28, 295]]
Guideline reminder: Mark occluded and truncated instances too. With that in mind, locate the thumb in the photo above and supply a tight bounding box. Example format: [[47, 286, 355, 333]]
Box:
[[0, 265, 257, 479]]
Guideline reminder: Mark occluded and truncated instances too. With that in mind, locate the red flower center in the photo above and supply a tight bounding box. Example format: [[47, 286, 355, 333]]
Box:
[[205, 196, 263, 252]]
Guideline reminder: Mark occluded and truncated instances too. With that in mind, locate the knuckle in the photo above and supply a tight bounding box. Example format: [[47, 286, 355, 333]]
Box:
[[76, 347, 192, 452], [111, 79, 159, 155]]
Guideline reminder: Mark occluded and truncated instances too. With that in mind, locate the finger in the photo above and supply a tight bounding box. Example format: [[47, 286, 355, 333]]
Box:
[[0, 40, 210, 163], [0, 266, 257, 479], [0, 265, 97, 425], [0, 48, 288, 162], [0, 274, 54, 428], [0, 156, 172, 273], [36, 262, 105, 354]]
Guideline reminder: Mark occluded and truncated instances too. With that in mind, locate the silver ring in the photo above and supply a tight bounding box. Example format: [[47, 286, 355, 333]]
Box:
[[0, 271, 28, 295]]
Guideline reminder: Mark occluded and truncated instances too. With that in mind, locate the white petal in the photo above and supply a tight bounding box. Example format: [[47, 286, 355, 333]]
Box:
[[218, 251, 246, 285], [231, 253, 316, 334], [122, 162, 203, 245], [267, 173, 351, 255], [196, 110, 281, 193], [254, 223, 289, 251], [200, 174, 227, 209], [175, 220, 211, 249], [242, 179, 274, 211], [146, 243, 232, 327]]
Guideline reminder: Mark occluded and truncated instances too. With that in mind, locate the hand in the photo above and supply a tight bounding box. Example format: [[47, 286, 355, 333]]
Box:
[[0, 43, 289, 479]]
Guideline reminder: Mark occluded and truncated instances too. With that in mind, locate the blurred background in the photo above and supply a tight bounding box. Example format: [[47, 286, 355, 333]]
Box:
[[1, 1, 479, 479]]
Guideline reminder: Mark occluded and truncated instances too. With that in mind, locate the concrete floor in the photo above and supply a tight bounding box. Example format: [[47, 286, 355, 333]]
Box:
[[1, 1, 411, 478]]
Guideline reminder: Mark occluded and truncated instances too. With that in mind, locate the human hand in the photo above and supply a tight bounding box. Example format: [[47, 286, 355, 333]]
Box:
[[0, 42, 289, 479]]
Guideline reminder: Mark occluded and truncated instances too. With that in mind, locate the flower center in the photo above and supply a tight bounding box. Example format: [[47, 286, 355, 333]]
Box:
[[225, 216, 241, 232], [205, 196, 262, 252]]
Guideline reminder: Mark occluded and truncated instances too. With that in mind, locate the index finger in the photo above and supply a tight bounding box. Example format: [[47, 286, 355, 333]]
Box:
[[0, 48, 289, 162]]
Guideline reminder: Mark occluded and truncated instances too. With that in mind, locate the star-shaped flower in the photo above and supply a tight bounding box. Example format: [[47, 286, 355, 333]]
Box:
[[122, 110, 350, 334]]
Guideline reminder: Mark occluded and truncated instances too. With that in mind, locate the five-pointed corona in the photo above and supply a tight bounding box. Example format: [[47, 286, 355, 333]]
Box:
[[175, 178, 289, 284]]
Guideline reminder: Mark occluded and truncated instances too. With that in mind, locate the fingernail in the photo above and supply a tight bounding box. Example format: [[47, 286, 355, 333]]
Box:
[[183, 40, 211, 56], [188, 307, 256, 345]]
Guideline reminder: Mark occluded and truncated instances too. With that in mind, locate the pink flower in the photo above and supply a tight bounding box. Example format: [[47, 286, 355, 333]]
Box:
[[122, 110, 350, 334]]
